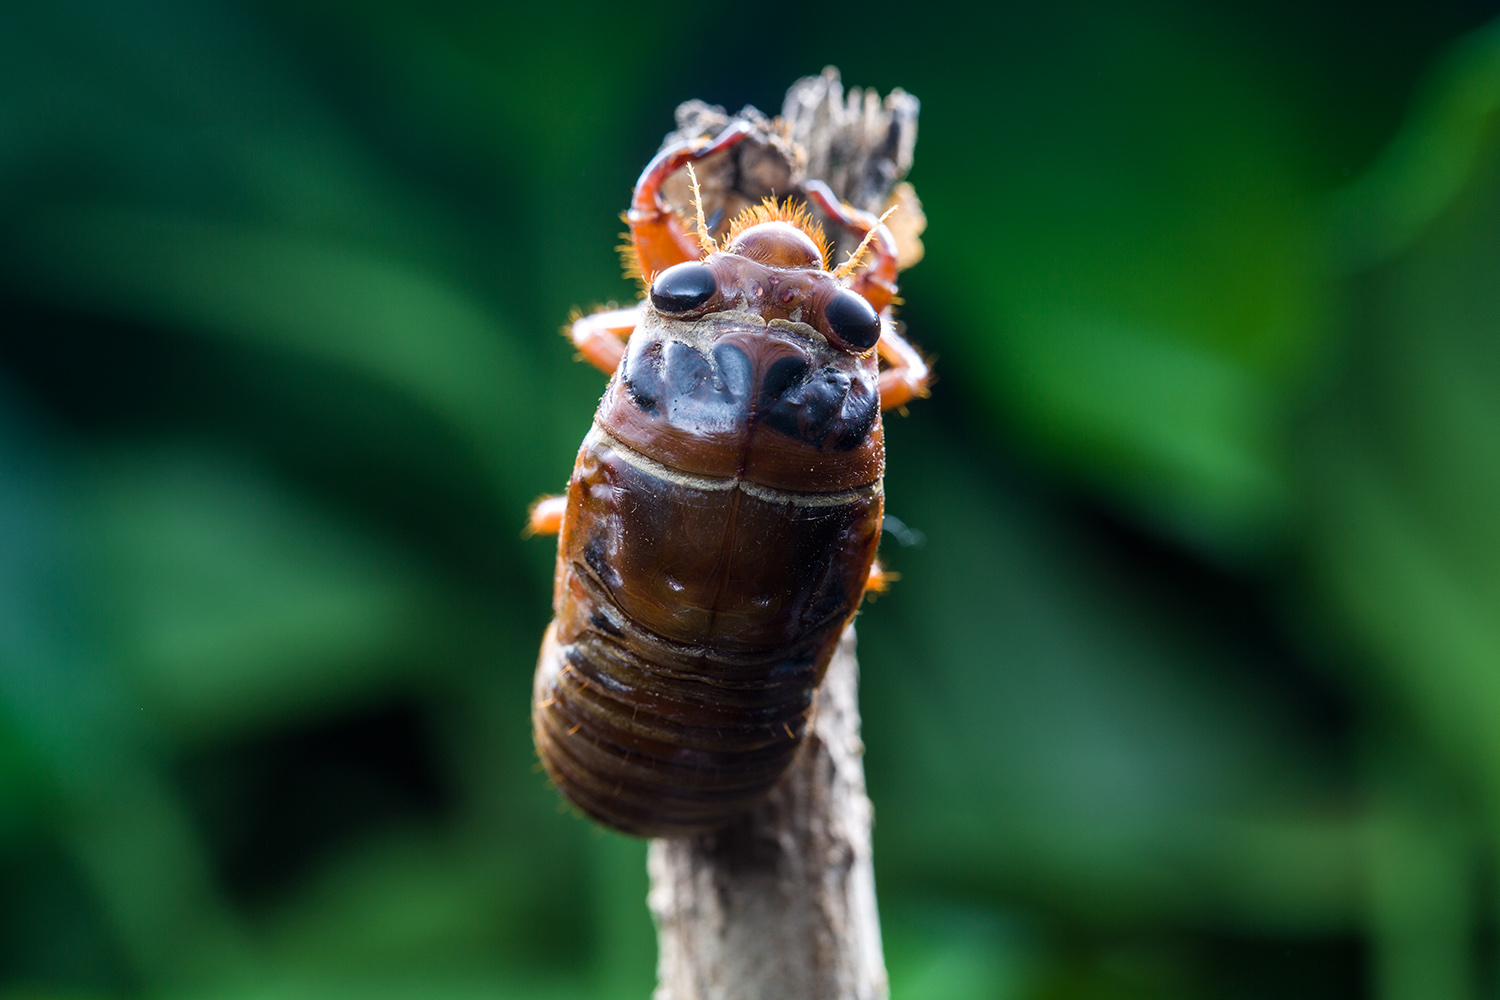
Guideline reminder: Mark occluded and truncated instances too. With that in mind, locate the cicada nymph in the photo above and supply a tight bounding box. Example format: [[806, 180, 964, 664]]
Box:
[[528, 119, 929, 837]]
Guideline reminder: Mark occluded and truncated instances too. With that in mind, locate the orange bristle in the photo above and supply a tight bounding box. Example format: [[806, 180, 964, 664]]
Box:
[[617, 221, 646, 288], [723, 197, 832, 268]]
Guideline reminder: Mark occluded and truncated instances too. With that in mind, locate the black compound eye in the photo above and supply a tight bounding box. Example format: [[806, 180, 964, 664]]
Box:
[[824, 289, 881, 352], [649, 262, 717, 314]]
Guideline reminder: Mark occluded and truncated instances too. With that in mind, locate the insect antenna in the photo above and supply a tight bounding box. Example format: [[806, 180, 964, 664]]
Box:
[[687, 163, 718, 256], [833, 203, 899, 280]]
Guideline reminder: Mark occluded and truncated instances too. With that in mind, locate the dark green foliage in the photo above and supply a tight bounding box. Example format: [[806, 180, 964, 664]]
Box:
[[0, 1, 1497, 995]]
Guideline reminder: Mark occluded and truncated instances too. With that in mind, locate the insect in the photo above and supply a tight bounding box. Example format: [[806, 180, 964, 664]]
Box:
[[528, 120, 929, 837]]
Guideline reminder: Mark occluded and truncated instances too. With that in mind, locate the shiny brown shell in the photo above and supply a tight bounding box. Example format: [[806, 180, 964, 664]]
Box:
[[532, 221, 886, 837]]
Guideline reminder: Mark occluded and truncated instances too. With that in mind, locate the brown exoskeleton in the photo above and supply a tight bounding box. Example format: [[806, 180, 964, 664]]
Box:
[[528, 121, 929, 837]]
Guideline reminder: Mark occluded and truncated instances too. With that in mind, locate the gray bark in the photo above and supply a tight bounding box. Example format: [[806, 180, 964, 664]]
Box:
[[648, 629, 886, 1000], [647, 69, 919, 1000]]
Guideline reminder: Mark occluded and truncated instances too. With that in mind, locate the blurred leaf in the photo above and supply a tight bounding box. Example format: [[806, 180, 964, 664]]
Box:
[[863, 417, 1356, 930], [260, 833, 546, 976], [1300, 16, 1500, 799], [161, 976, 619, 1000], [84, 447, 441, 740], [252, 827, 649, 999], [25, 210, 554, 509], [1327, 19, 1500, 272], [884, 903, 1034, 1000], [0, 0, 600, 524], [892, 6, 1319, 553], [0, 395, 246, 988], [993, 319, 1286, 549], [1364, 758, 1480, 1000]]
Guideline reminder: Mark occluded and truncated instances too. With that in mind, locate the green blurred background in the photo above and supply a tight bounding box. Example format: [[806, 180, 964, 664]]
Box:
[[4, 0, 1500, 996]]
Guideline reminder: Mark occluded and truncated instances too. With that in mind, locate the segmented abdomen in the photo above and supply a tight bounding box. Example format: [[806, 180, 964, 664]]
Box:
[[534, 319, 884, 836]]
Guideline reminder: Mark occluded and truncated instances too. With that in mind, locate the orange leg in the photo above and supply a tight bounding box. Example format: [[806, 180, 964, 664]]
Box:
[[569, 304, 641, 375], [876, 319, 931, 410], [627, 121, 753, 279], [527, 494, 568, 537], [803, 181, 899, 314]]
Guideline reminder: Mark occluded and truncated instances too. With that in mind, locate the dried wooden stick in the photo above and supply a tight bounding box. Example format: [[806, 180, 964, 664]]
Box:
[[649, 628, 884, 1000]]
